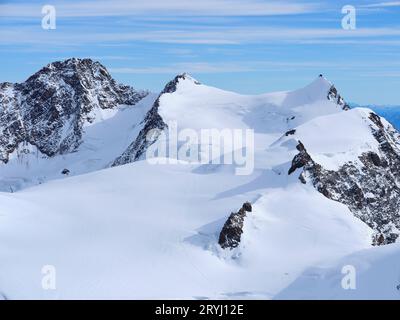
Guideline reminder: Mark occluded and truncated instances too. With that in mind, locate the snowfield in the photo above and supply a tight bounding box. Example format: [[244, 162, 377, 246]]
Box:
[[275, 108, 382, 171], [277, 242, 400, 300], [0, 68, 398, 299], [0, 160, 372, 299]]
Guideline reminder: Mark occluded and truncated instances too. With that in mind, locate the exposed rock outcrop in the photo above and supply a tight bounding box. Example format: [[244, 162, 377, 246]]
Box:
[[219, 202, 252, 249], [327, 85, 350, 110], [288, 141, 311, 175], [285, 129, 296, 136]]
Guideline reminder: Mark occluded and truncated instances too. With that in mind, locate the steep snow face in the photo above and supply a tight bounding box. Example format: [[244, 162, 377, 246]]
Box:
[[282, 75, 348, 110], [0, 58, 151, 191], [113, 74, 347, 165], [278, 108, 400, 244]]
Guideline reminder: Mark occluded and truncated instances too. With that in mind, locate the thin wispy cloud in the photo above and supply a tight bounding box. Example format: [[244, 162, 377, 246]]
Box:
[[109, 62, 254, 74], [0, 0, 320, 17], [360, 71, 400, 77], [2, 25, 400, 45], [1, 0, 399, 104], [362, 1, 400, 8], [109, 60, 400, 74]]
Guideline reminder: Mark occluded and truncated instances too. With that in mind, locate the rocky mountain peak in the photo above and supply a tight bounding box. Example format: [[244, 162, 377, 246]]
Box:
[[112, 73, 200, 166], [161, 73, 200, 95], [24, 58, 111, 89], [313, 74, 349, 110], [284, 75, 349, 112], [310, 75, 349, 110], [304, 74, 333, 92], [0, 58, 148, 163], [21, 58, 143, 109]]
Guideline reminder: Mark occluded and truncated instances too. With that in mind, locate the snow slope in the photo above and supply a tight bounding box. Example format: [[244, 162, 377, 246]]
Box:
[[157, 74, 344, 135], [276, 242, 400, 300], [0, 160, 371, 299], [274, 107, 382, 171], [113, 74, 347, 168], [0, 68, 397, 299]]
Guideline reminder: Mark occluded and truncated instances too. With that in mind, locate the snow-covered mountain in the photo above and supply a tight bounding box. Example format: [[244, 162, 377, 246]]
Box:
[[278, 109, 400, 245], [111, 71, 400, 245], [113, 73, 348, 165], [0, 58, 151, 191], [0, 59, 399, 299]]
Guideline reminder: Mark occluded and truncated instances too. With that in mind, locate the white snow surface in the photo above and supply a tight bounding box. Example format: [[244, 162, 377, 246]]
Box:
[[0, 161, 372, 299], [275, 108, 381, 170], [276, 242, 400, 300], [159, 75, 344, 135], [0, 75, 393, 299]]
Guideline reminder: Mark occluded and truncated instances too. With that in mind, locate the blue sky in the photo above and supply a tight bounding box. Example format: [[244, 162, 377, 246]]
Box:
[[0, 0, 399, 105]]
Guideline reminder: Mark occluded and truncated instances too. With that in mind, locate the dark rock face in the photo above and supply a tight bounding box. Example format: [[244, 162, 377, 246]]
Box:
[[0, 83, 25, 163], [327, 85, 350, 110], [161, 73, 200, 94], [0, 58, 148, 163], [219, 202, 252, 249], [112, 97, 167, 165], [288, 142, 311, 175], [285, 129, 296, 136], [288, 113, 400, 245], [112, 74, 199, 166]]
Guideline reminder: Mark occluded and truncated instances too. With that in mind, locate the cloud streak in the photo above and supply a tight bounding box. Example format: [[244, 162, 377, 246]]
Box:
[[362, 1, 400, 8], [0, 0, 319, 17], [108, 60, 400, 74], [2, 25, 400, 46], [109, 62, 253, 74]]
